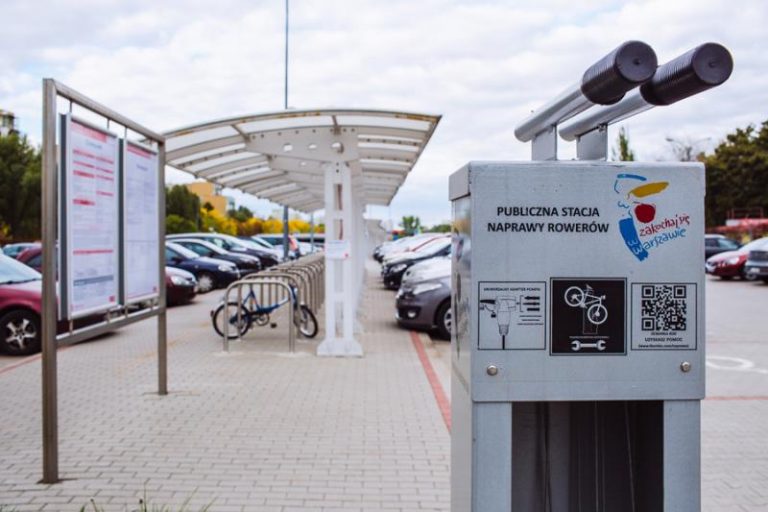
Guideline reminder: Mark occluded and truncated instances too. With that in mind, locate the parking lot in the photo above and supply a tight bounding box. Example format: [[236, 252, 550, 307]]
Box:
[[0, 267, 766, 510]]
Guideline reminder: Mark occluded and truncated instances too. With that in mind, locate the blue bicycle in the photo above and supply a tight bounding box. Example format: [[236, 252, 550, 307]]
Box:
[[211, 285, 318, 338]]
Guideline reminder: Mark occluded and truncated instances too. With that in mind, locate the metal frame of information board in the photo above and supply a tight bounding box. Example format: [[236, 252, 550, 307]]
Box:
[[41, 79, 167, 484]]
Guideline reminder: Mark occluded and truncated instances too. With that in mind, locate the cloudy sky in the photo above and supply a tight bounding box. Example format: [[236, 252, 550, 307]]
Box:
[[2, 0, 766, 227]]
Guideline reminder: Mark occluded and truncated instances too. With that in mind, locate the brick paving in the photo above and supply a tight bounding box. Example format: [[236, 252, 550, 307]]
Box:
[[0, 262, 449, 511]]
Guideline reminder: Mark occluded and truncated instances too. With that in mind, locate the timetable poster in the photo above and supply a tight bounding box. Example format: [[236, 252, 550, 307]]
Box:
[[63, 115, 119, 318]]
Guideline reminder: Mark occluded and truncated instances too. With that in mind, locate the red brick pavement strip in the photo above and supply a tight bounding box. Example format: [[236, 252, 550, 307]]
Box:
[[409, 330, 451, 432]]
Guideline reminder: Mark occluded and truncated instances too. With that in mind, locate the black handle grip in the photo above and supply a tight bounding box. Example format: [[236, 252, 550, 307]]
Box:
[[640, 43, 733, 106], [580, 41, 657, 105]]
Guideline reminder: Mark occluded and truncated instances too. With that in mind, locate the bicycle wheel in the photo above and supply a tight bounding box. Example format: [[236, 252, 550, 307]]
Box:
[[294, 304, 318, 338], [564, 286, 585, 307], [212, 302, 252, 338], [586, 304, 608, 325]]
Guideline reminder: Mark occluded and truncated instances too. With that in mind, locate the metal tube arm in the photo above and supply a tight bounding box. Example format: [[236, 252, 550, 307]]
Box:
[[559, 43, 733, 141], [514, 41, 657, 142]]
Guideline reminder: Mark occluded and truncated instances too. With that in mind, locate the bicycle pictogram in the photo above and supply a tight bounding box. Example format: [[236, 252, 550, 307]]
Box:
[[563, 285, 608, 326]]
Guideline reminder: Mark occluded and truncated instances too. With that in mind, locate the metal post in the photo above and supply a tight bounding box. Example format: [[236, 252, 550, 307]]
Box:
[[41, 78, 59, 484], [157, 142, 168, 395], [284, 0, 289, 111], [310, 212, 314, 250], [282, 205, 289, 260]]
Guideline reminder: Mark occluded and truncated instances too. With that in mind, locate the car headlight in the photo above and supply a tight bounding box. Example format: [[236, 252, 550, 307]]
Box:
[[412, 282, 443, 295], [726, 257, 741, 265], [170, 275, 189, 285], [390, 263, 408, 273]]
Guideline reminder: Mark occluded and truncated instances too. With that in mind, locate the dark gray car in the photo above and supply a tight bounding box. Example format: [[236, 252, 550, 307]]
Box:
[[395, 258, 451, 339]]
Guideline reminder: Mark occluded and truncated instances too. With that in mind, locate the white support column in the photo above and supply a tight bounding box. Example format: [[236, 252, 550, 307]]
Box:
[[317, 162, 363, 357]]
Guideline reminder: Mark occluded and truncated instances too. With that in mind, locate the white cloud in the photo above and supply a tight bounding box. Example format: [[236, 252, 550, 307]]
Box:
[[1, 0, 766, 226]]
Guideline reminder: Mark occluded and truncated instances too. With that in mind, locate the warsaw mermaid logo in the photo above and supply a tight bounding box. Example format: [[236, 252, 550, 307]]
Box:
[[615, 174, 690, 261]]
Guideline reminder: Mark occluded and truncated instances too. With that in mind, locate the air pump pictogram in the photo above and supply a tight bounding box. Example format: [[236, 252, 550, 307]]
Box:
[[480, 294, 541, 349]]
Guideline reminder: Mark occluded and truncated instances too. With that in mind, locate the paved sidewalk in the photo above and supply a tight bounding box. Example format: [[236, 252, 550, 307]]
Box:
[[0, 262, 450, 511]]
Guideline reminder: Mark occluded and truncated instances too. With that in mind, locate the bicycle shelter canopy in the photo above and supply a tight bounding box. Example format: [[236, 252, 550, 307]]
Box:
[[163, 109, 441, 356]]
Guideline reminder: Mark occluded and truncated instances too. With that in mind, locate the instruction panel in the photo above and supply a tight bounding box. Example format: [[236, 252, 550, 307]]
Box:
[[478, 281, 545, 350]]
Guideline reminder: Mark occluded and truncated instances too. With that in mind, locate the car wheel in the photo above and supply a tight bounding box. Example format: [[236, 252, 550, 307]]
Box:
[[435, 301, 452, 340], [0, 309, 41, 356], [742, 270, 757, 281], [762, 278, 768, 284], [197, 272, 216, 293]]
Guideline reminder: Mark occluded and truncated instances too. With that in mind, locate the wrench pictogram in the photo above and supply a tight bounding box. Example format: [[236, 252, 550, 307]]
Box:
[[571, 339, 606, 352]]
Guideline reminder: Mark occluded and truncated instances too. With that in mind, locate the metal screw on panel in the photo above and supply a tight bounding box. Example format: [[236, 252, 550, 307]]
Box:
[[680, 361, 692, 373], [486, 365, 499, 376]]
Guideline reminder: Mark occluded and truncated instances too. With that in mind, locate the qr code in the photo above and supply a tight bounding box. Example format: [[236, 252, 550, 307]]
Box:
[[641, 285, 687, 331]]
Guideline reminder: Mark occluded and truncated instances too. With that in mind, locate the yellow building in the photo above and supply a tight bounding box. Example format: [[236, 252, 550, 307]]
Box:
[[185, 182, 234, 216]]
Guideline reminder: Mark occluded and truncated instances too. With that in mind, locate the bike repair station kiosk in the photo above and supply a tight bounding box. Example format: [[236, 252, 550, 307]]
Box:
[[450, 42, 733, 511]]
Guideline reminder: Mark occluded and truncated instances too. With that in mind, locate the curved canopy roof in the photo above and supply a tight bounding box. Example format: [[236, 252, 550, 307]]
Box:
[[163, 109, 441, 213]]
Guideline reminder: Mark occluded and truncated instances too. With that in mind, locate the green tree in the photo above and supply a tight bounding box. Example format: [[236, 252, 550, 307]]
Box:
[[401, 215, 421, 235], [427, 223, 451, 233], [166, 185, 200, 228], [611, 127, 635, 161], [703, 121, 768, 226], [0, 133, 41, 241], [165, 214, 198, 234], [227, 205, 253, 223]]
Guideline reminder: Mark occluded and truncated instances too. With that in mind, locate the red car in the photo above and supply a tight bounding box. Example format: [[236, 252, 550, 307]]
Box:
[[705, 237, 768, 280], [0, 254, 45, 355], [16, 244, 42, 271], [166, 266, 198, 306]]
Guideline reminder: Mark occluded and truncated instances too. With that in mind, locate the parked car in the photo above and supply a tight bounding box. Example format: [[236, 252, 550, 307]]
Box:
[[705, 237, 768, 280], [170, 238, 262, 274], [400, 256, 451, 285], [168, 233, 281, 268], [16, 245, 42, 272], [0, 254, 45, 355], [165, 242, 240, 293], [256, 234, 301, 259], [165, 267, 198, 306], [396, 260, 451, 339], [374, 234, 437, 263], [294, 233, 324, 248], [3, 242, 38, 259], [382, 237, 451, 290], [244, 236, 285, 260], [743, 239, 768, 283], [705, 234, 741, 259], [381, 235, 447, 266]]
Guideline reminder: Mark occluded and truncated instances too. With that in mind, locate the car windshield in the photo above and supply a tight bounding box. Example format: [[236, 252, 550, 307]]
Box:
[[0, 254, 41, 284], [252, 238, 274, 249], [226, 237, 260, 250], [185, 240, 226, 255], [167, 243, 199, 259], [414, 238, 449, 254]]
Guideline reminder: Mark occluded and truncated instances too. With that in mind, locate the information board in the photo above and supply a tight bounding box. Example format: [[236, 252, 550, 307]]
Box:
[[63, 115, 120, 318], [122, 141, 160, 303]]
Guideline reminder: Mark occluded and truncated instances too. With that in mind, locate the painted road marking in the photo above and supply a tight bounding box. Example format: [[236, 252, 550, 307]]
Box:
[[706, 356, 768, 375]]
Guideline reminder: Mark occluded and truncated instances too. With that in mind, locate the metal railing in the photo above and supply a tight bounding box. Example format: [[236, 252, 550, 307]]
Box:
[[219, 254, 325, 353]]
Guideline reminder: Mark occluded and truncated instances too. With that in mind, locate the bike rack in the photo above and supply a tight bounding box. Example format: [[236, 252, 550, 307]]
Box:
[[218, 253, 327, 354], [222, 278, 295, 353]]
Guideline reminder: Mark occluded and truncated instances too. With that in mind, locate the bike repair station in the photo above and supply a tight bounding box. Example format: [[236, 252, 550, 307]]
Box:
[[450, 42, 733, 511]]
